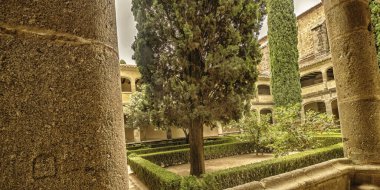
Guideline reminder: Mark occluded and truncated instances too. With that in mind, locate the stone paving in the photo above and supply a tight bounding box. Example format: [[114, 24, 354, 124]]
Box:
[[128, 166, 149, 190], [128, 153, 274, 189], [166, 153, 274, 176]]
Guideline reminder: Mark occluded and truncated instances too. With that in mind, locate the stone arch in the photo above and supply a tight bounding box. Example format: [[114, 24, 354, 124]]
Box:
[[300, 71, 323, 88], [326, 67, 334, 81], [303, 101, 326, 114], [121, 77, 132, 92], [257, 84, 271, 95]]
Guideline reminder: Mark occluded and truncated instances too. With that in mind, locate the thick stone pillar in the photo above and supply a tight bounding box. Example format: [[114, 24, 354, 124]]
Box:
[[0, 1, 128, 189], [323, 0, 380, 164]]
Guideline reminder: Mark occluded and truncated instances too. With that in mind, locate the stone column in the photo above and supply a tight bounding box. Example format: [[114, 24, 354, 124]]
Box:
[[134, 129, 142, 142], [131, 78, 136, 92], [325, 100, 333, 115], [217, 123, 224, 136], [322, 69, 328, 89], [0, 1, 128, 189], [323, 0, 380, 164]]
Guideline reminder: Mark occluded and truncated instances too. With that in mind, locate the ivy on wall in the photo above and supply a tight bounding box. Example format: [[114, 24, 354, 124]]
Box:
[[267, 0, 302, 107]]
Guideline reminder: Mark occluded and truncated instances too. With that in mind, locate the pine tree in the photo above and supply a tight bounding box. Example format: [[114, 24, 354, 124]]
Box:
[[132, 0, 265, 176], [267, 0, 302, 106]]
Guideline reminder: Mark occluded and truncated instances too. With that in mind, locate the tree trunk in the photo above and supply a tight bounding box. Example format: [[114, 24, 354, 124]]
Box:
[[189, 119, 205, 176], [166, 128, 172, 140], [183, 129, 190, 144]]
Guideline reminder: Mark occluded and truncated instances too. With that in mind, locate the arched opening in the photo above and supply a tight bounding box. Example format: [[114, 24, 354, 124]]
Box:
[[331, 99, 340, 124], [257, 85, 271, 95], [260, 109, 273, 124], [327, 67, 334, 81], [304, 101, 326, 114], [121, 78, 132, 92], [300, 71, 323, 88], [135, 79, 143, 91]]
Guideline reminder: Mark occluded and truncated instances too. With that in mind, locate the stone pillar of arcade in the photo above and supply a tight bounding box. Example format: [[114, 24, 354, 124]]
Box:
[[0, 1, 129, 189], [323, 0, 380, 164]]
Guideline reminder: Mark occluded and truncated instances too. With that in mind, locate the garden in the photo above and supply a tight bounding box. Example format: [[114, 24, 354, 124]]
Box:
[[126, 104, 343, 190]]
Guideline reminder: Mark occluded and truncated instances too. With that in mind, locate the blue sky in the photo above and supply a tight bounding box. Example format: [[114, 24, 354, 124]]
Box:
[[116, 0, 321, 64]]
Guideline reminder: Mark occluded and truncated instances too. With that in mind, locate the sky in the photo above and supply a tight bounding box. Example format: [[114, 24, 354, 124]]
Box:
[[115, 0, 321, 64]]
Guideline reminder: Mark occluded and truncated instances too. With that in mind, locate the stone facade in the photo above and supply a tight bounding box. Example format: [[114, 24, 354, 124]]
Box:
[[256, 3, 339, 121]]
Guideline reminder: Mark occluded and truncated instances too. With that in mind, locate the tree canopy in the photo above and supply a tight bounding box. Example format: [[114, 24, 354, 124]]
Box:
[[132, 0, 266, 176], [267, 0, 302, 106]]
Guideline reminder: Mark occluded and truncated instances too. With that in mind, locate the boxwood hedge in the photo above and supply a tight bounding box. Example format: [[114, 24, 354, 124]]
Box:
[[129, 143, 344, 190]]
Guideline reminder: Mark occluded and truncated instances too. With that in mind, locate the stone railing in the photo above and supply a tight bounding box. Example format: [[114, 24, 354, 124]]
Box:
[[227, 158, 380, 190]]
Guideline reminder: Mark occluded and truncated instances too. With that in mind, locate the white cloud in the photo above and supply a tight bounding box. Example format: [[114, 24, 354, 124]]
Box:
[[116, 0, 322, 64]]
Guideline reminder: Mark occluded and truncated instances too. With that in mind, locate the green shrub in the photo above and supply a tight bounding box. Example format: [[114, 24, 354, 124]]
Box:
[[130, 143, 343, 190], [128, 156, 182, 190], [141, 141, 257, 167], [128, 137, 233, 156], [314, 136, 342, 148], [199, 143, 344, 189]]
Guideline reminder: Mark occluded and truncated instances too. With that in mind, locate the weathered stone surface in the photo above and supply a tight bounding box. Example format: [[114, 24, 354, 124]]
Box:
[[0, 0, 118, 48], [228, 159, 380, 190], [0, 2, 128, 189], [323, 0, 380, 164]]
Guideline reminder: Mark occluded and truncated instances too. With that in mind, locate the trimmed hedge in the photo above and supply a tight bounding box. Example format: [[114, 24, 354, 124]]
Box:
[[179, 143, 344, 189], [140, 141, 257, 167], [315, 135, 342, 148], [129, 143, 344, 190], [128, 137, 233, 156], [128, 156, 182, 190], [198, 143, 344, 190]]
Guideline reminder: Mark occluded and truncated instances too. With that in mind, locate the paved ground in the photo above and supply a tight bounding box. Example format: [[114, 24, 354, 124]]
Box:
[[128, 153, 274, 189], [167, 153, 274, 176], [128, 166, 149, 190]]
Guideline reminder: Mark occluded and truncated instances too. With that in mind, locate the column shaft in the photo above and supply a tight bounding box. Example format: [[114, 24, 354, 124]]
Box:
[[0, 1, 128, 189], [323, 0, 380, 164]]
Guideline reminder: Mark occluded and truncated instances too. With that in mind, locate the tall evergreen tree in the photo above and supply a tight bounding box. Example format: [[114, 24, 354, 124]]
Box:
[[370, 0, 380, 68], [267, 0, 302, 106], [132, 0, 265, 176]]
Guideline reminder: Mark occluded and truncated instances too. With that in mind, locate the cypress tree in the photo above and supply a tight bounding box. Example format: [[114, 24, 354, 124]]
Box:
[[132, 0, 265, 176], [267, 0, 302, 106], [370, 0, 380, 68]]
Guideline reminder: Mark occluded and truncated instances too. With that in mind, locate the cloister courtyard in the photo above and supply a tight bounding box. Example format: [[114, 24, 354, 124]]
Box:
[[1, 0, 380, 190]]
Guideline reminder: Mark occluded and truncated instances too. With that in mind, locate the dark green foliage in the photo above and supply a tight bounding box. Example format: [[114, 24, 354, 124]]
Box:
[[140, 141, 258, 167], [132, 0, 266, 175], [129, 143, 343, 190], [119, 59, 127, 64], [267, 0, 302, 106], [370, 0, 380, 68], [127, 137, 234, 156], [128, 156, 182, 190], [131, 0, 266, 124]]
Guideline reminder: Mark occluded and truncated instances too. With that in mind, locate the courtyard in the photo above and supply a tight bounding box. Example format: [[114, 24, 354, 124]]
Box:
[[1, 0, 380, 190]]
